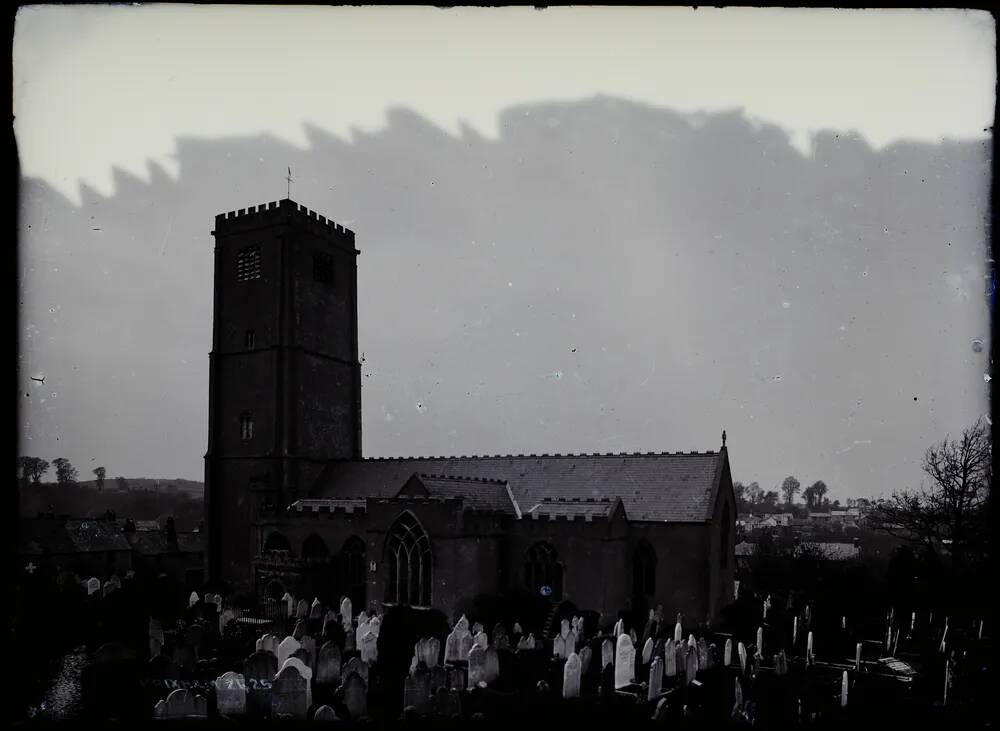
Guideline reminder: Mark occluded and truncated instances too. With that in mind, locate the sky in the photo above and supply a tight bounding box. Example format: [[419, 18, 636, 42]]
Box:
[[14, 6, 996, 499]]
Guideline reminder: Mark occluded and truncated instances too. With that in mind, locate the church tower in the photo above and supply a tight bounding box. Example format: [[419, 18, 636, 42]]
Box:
[[204, 199, 361, 591]]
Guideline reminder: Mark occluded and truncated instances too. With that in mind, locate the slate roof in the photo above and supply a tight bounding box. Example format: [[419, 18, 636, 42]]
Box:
[[312, 449, 729, 523], [64, 520, 133, 553], [405, 474, 520, 516]]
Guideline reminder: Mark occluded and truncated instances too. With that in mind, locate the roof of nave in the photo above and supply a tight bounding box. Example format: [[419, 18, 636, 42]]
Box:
[[311, 449, 730, 523]]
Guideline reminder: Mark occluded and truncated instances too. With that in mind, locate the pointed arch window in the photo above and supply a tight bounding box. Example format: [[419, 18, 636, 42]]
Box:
[[302, 534, 330, 564], [633, 539, 657, 596], [525, 542, 563, 600], [384, 512, 432, 607]]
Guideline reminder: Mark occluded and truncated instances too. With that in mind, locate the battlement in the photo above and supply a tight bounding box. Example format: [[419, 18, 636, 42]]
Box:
[[213, 198, 355, 243], [288, 498, 366, 517]]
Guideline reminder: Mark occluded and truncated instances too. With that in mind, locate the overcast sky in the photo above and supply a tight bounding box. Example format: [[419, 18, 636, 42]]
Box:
[[15, 6, 995, 499]]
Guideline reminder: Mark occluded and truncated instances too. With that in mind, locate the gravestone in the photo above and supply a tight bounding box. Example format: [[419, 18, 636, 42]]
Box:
[[340, 672, 368, 719], [664, 639, 676, 677], [317, 641, 342, 685], [445, 616, 471, 663], [473, 631, 489, 650], [756, 627, 763, 658], [282, 592, 295, 618], [404, 667, 433, 714], [614, 634, 635, 689], [674, 621, 683, 643], [492, 625, 510, 650], [422, 637, 441, 667], [484, 647, 500, 684], [215, 671, 247, 715], [276, 636, 301, 670], [164, 688, 207, 719], [563, 652, 581, 698], [300, 635, 317, 672], [580, 645, 593, 677], [685, 644, 698, 684], [724, 638, 733, 667], [295, 599, 310, 619], [313, 705, 339, 721], [219, 608, 236, 635], [188, 591, 200, 608], [272, 664, 309, 719], [339, 597, 353, 626], [293, 619, 308, 641], [613, 618, 625, 638], [85, 576, 101, 596], [553, 634, 567, 659], [244, 649, 278, 716], [513, 622, 523, 636], [310, 598, 323, 619], [291, 647, 312, 671], [601, 638, 614, 669], [468, 644, 487, 687], [359, 630, 378, 663], [697, 638, 708, 669], [642, 637, 654, 664], [472, 621, 484, 635], [737, 642, 747, 672], [256, 633, 279, 654], [342, 657, 369, 685], [648, 656, 663, 700], [516, 634, 536, 651]]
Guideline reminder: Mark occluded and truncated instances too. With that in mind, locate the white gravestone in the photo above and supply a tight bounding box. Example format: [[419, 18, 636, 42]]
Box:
[[276, 636, 301, 672], [562, 652, 581, 699], [648, 656, 663, 700], [614, 634, 635, 689], [601, 638, 614, 669], [664, 639, 676, 677], [215, 671, 247, 715]]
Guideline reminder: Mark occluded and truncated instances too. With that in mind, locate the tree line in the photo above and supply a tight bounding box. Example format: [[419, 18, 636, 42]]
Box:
[[16, 456, 120, 491], [732, 475, 859, 514]]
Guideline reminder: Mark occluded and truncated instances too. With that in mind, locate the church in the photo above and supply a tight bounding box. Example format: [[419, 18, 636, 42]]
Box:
[[204, 198, 736, 626]]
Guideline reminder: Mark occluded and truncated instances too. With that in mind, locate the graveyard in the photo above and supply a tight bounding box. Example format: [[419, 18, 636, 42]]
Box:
[[13, 566, 993, 727]]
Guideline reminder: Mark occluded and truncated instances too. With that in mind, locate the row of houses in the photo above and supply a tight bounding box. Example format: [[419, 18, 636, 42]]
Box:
[[737, 507, 864, 532], [17, 513, 204, 588]]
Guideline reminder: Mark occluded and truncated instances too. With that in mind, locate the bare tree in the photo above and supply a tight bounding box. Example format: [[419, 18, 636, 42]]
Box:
[[867, 418, 991, 578]]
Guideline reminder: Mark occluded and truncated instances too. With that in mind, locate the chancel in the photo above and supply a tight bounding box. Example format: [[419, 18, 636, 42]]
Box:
[[205, 199, 737, 624]]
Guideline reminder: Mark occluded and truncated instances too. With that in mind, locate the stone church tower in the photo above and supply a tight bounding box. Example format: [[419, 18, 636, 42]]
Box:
[[204, 199, 362, 591]]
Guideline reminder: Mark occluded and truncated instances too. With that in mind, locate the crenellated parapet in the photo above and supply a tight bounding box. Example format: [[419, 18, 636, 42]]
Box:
[[213, 198, 355, 245]]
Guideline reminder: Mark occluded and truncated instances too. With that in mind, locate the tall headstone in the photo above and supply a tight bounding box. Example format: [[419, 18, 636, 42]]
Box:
[[292, 619, 307, 641], [855, 642, 862, 671], [341, 672, 368, 719], [316, 641, 342, 685], [674, 621, 683, 643], [648, 656, 663, 700], [601, 638, 614, 669], [243, 650, 278, 717], [272, 664, 309, 719], [215, 671, 247, 716], [614, 634, 635, 689], [339, 597, 353, 626], [473, 631, 489, 650], [300, 635, 317, 673], [664, 639, 677, 677], [468, 645, 487, 687], [188, 591, 200, 608], [553, 634, 567, 659], [579, 645, 593, 676], [295, 599, 310, 619], [737, 642, 747, 672], [806, 632, 814, 665], [342, 657, 369, 685], [685, 645, 698, 684], [283, 592, 295, 618], [642, 637, 654, 664], [563, 652, 582, 699], [359, 631, 378, 664], [310, 598, 323, 619], [840, 670, 849, 707], [423, 637, 441, 668], [756, 627, 764, 659], [276, 636, 301, 671]]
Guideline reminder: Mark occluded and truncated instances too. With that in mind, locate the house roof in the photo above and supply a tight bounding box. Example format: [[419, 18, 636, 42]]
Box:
[[312, 449, 730, 523], [64, 520, 133, 553]]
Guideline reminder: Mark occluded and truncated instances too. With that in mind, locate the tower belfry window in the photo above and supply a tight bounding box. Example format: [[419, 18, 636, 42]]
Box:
[[245, 329, 255, 349], [313, 251, 334, 285], [236, 246, 262, 282], [240, 412, 254, 441]]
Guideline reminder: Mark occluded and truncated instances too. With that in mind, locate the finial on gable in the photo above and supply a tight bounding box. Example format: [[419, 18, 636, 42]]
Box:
[[722, 429, 727, 448]]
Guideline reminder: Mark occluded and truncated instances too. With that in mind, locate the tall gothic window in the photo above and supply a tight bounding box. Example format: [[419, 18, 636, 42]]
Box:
[[524, 542, 563, 600], [384, 512, 432, 607], [302, 534, 330, 563], [236, 245, 262, 282], [721, 503, 731, 568], [263, 531, 292, 554], [633, 540, 657, 596]]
